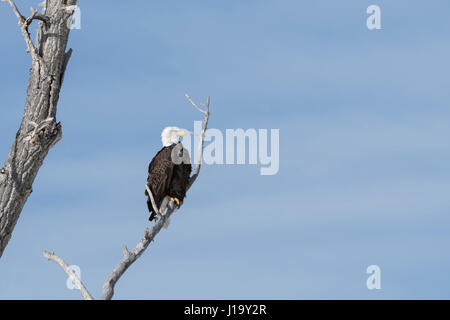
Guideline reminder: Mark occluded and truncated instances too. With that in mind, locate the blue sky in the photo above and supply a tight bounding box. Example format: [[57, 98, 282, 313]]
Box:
[[1, 0, 450, 299]]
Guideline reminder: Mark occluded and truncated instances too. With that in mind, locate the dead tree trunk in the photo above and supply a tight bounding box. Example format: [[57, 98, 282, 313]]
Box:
[[0, 0, 78, 258]]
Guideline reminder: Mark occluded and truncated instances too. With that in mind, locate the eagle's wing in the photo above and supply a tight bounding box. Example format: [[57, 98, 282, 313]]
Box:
[[169, 145, 192, 203], [147, 158, 174, 200], [146, 147, 175, 220]]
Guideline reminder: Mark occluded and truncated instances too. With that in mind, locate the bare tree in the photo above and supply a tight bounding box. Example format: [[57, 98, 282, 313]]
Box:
[[0, 0, 78, 258], [44, 96, 210, 300]]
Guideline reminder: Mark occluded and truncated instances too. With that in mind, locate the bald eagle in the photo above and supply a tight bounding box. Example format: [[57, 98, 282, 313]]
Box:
[[145, 127, 192, 221]]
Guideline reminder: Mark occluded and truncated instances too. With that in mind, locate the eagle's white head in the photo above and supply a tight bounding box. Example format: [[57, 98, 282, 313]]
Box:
[[161, 126, 187, 147]]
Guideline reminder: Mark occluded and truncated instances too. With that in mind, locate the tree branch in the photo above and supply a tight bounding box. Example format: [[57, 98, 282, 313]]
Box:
[[188, 96, 210, 188], [185, 93, 208, 115], [43, 250, 94, 300], [101, 203, 174, 300], [25, 7, 50, 32], [43, 95, 210, 300]]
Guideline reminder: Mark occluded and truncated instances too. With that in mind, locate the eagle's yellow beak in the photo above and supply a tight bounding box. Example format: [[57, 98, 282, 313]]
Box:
[[178, 130, 187, 137]]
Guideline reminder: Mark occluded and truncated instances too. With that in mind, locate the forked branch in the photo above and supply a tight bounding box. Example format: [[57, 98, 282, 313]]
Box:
[[25, 7, 50, 32], [2, 0, 47, 66]]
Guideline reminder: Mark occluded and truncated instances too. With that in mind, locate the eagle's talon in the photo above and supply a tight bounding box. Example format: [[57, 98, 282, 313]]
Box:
[[170, 197, 182, 208]]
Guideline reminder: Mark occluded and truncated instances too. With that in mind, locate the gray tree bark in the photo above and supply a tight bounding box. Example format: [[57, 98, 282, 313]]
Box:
[[0, 0, 77, 258]]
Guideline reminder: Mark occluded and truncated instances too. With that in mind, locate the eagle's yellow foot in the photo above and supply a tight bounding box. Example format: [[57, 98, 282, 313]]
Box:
[[170, 197, 182, 208]]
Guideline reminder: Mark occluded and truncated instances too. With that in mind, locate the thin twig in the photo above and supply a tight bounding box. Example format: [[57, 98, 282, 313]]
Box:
[[3, 0, 47, 68], [43, 250, 94, 300], [185, 93, 207, 115], [188, 96, 209, 188]]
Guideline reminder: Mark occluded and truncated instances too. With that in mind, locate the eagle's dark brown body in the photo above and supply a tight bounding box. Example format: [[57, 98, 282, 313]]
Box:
[[145, 142, 191, 221]]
